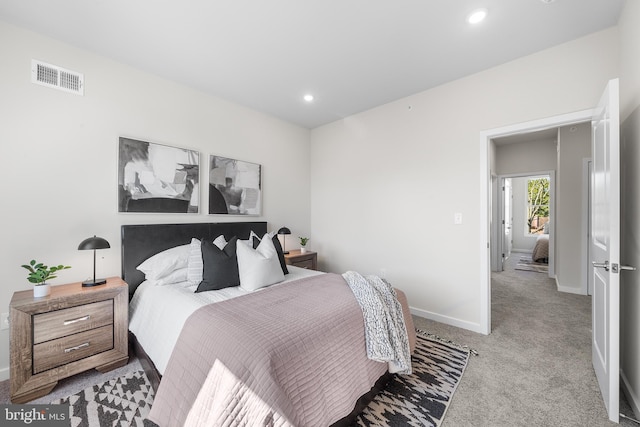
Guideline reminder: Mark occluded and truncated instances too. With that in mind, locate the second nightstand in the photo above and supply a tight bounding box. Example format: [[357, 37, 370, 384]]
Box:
[[284, 249, 318, 270]]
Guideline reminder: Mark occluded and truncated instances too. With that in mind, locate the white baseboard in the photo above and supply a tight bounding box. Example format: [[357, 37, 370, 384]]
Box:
[[0, 365, 8, 382], [410, 306, 486, 335], [555, 277, 586, 295], [621, 370, 640, 420]]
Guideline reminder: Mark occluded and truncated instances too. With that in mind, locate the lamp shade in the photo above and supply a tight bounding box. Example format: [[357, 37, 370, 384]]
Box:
[[78, 236, 110, 287], [78, 236, 110, 250], [277, 227, 291, 235], [277, 227, 291, 254]]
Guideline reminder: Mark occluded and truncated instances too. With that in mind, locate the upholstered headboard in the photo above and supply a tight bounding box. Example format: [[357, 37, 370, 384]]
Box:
[[121, 222, 268, 298]]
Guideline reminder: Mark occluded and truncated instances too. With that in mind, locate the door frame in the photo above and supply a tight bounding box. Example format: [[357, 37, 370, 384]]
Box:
[[479, 109, 594, 334], [494, 172, 556, 277], [582, 158, 593, 296]]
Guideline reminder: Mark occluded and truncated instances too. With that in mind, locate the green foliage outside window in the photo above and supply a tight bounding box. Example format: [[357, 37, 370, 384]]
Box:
[[527, 177, 550, 234]]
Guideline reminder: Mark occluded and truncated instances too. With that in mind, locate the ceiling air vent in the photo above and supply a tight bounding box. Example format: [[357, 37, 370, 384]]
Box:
[[31, 60, 84, 95]]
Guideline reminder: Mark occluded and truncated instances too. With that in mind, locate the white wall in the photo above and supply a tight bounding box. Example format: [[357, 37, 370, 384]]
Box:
[[310, 28, 618, 333], [555, 123, 591, 294], [494, 139, 557, 176], [619, 0, 640, 418], [0, 21, 311, 380]]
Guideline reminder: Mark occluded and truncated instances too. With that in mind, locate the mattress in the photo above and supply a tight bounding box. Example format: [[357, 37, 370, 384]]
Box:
[[128, 265, 323, 374], [532, 234, 550, 262]]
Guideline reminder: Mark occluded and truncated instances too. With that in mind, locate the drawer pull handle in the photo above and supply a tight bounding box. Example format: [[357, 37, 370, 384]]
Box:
[[63, 315, 90, 326], [64, 342, 90, 353]]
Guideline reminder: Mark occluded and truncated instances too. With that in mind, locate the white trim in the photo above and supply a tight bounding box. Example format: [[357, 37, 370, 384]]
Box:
[[480, 108, 595, 334], [582, 158, 592, 296], [557, 283, 585, 295], [0, 365, 8, 382], [621, 369, 640, 420], [409, 306, 485, 334]]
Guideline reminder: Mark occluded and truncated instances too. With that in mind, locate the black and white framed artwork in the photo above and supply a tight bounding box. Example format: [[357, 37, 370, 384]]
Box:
[[209, 155, 261, 215], [118, 137, 199, 213]]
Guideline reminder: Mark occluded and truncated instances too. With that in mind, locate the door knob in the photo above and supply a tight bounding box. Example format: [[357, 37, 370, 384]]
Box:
[[612, 263, 636, 273]]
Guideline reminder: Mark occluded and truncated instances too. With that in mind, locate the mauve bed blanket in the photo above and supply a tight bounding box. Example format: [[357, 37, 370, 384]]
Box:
[[147, 273, 415, 427]]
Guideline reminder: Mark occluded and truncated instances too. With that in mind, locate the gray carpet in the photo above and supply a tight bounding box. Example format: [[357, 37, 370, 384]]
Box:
[[412, 254, 637, 426]]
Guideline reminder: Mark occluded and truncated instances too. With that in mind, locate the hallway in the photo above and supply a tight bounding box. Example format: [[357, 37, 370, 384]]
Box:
[[412, 253, 636, 426]]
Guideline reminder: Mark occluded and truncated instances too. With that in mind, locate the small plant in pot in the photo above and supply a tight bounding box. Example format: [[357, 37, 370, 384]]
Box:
[[21, 260, 71, 298], [299, 237, 310, 253]]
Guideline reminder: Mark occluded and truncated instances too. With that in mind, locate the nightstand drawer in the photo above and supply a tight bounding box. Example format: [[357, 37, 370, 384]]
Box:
[[293, 259, 315, 269], [284, 250, 318, 270], [33, 300, 113, 344], [33, 325, 114, 374]]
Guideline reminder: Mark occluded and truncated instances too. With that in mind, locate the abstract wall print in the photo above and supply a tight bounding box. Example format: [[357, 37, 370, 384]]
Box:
[[118, 137, 199, 213], [209, 155, 261, 215]]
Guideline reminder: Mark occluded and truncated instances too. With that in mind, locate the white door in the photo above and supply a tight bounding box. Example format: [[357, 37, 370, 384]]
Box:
[[502, 178, 513, 271], [591, 78, 620, 423]]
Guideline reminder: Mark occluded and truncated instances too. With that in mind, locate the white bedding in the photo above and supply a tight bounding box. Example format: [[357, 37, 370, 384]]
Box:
[[129, 266, 323, 374]]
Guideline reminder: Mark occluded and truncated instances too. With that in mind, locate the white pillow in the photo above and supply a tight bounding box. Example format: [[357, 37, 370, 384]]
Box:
[[137, 244, 190, 280], [187, 236, 227, 285], [153, 267, 188, 286], [237, 234, 285, 291]]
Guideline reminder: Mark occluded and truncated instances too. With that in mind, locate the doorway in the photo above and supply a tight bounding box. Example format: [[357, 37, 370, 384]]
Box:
[[479, 109, 594, 335], [494, 172, 555, 278]]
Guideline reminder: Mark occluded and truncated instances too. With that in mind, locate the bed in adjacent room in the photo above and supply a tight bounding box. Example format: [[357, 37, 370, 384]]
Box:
[[532, 233, 549, 263], [122, 222, 415, 427]]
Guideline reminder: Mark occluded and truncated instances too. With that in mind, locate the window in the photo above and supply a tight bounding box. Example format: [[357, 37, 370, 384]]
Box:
[[527, 176, 550, 235]]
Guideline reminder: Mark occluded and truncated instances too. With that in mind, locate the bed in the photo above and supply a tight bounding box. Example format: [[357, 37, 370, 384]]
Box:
[[122, 222, 416, 427], [532, 234, 549, 263]]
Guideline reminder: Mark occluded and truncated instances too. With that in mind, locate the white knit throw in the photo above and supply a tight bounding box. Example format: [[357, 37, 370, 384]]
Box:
[[342, 271, 412, 374]]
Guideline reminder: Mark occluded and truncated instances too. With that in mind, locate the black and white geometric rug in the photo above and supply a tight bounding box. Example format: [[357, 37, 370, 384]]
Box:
[[52, 331, 469, 427], [355, 331, 471, 426], [51, 370, 154, 427]]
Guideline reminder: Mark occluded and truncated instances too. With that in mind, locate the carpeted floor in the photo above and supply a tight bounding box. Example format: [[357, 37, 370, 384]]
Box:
[[412, 254, 637, 426]]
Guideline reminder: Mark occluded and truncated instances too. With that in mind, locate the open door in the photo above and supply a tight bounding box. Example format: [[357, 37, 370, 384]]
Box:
[[591, 78, 620, 423], [501, 178, 513, 270]]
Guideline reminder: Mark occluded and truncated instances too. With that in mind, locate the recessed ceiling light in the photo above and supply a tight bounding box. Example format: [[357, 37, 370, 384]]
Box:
[[303, 94, 314, 102], [467, 9, 488, 24]]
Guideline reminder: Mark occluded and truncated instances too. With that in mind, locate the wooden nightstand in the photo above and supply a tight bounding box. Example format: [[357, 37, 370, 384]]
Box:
[[284, 250, 318, 270], [9, 277, 129, 403]]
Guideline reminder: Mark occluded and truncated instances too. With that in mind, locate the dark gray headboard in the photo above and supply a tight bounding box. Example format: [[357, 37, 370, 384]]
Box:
[[121, 222, 268, 299]]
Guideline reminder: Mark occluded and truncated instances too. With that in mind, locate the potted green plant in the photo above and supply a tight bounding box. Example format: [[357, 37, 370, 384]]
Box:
[[299, 237, 310, 253], [21, 259, 71, 298]]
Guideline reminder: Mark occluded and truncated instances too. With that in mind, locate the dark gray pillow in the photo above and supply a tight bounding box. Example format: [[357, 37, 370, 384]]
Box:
[[196, 236, 239, 292]]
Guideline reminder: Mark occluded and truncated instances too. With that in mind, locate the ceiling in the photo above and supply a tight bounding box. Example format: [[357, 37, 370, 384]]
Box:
[[0, 0, 624, 129]]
